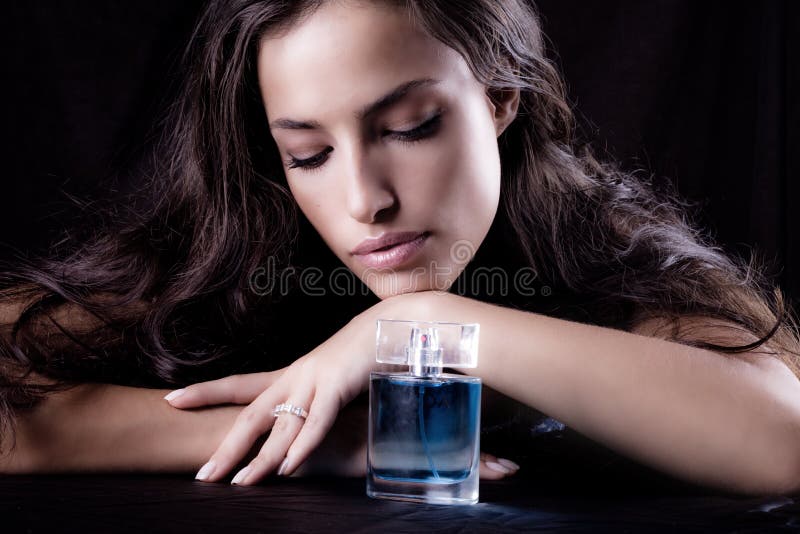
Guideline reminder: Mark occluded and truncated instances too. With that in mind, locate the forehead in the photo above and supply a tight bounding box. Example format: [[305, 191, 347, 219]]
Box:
[[256, 1, 472, 122]]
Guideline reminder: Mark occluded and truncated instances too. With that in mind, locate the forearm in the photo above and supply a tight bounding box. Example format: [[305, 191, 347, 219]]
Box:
[[0, 381, 370, 478], [0, 383, 241, 474], [397, 292, 800, 494]]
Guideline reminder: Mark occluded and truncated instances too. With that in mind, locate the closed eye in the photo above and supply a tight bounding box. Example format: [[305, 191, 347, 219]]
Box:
[[386, 111, 442, 144], [285, 111, 443, 172], [286, 147, 332, 171]]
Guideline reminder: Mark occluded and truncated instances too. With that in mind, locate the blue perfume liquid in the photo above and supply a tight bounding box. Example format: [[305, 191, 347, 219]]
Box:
[[367, 372, 481, 505]]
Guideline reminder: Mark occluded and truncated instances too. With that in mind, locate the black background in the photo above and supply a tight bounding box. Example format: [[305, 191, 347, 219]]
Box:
[[1, 1, 797, 309]]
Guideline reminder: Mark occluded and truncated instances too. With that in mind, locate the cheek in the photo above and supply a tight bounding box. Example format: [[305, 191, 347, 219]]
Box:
[[395, 112, 500, 229], [288, 183, 340, 243], [450, 105, 502, 219]]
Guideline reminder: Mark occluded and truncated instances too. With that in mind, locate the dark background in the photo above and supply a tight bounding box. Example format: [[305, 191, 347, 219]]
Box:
[[1, 1, 797, 308]]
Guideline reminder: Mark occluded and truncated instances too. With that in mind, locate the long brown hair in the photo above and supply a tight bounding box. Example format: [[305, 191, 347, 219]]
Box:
[[2, 0, 797, 451]]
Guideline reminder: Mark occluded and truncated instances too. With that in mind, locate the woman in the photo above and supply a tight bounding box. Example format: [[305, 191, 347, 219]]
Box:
[[2, 0, 799, 494]]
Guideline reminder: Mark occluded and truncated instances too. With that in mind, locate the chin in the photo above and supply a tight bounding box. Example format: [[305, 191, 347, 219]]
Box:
[[362, 273, 422, 300], [372, 284, 429, 300], [368, 274, 459, 301]]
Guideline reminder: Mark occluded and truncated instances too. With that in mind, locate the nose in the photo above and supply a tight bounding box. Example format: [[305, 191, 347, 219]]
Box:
[[345, 149, 397, 224]]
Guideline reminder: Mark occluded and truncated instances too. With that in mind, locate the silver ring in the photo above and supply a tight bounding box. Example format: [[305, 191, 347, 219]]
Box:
[[272, 402, 308, 420]]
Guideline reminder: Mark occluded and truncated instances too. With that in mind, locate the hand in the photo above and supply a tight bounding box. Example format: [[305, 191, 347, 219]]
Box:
[[164, 307, 383, 485], [167, 370, 521, 481]]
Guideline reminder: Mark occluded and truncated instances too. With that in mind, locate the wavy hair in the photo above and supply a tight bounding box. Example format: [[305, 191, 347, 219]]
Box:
[[1, 0, 798, 451]]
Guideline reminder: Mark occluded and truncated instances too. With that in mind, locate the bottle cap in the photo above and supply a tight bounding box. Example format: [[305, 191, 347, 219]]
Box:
[[375, 319, 479, 370]]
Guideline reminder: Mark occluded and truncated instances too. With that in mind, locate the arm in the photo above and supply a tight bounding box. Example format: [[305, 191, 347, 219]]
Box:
[[0, 382, 242, 474], [0, 291, 365, 475], [0, 293, 240, 474], [0, 381, 370, 476], [405, 291, 800, 495], [0, 296, 508, 479]]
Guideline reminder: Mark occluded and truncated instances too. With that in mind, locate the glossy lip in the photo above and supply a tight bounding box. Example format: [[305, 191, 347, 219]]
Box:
[[350, 231, 428, 255], [352, 231, 430, 270]]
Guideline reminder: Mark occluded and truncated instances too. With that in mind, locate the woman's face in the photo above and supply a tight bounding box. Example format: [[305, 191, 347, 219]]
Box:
[[258, 1, 515, 299]]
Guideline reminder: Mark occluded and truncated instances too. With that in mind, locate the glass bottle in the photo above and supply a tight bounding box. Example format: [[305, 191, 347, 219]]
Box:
[[367, 319, 481, 505]]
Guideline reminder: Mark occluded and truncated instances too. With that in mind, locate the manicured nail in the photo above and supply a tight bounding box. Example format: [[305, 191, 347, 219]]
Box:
[[231, 465, 253, 485], [164, 389, 185, 402], [195, 460, 216, 481], [497, 458, 520, 471], [486, 461, 513, 474], [277, 457, 290, 476]]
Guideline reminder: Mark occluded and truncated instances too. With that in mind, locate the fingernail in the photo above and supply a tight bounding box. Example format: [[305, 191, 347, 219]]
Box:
[[195, 460, 216, 481], [497, 458, 520, 471], [231, 465, 253, 485], [164, 389, 185, 402], [277, 457, 290, 476], [486, 461, 513, 474]]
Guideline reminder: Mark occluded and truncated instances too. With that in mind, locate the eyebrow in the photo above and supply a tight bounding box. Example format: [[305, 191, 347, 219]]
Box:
[[269, 78, 440, 130]]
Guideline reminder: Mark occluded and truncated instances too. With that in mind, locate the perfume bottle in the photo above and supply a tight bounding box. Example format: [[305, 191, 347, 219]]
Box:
[[367, 319, 481, 505]]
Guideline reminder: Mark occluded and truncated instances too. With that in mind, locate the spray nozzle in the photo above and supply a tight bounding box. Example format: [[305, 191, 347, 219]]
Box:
[[407, 326, 443, 377]]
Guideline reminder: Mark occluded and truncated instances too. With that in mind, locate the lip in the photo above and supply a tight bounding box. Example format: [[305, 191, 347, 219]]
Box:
[[351, 231, 430, 270], [351, 231, 429, 255]]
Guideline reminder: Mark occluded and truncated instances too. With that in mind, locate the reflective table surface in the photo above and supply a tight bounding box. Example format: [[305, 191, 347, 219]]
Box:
[[2, 472, 797, 533]]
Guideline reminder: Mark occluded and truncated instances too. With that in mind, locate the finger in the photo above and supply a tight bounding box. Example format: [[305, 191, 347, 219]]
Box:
[[194, 383, 288, 483], [165, 370, 285, 409], [480, 459, 508, 479], [271, 388, 342, 477], [480, 451, 504, 480], [480, 455, 520, 479], [230, 389, 315, 486]]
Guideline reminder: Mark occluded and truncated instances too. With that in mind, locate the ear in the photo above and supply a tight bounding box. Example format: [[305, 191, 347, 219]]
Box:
[[486, 86, 520, 137]]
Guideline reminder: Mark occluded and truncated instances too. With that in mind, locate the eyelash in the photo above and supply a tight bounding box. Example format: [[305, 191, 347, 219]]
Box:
[[285, 112, 442, 172]]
